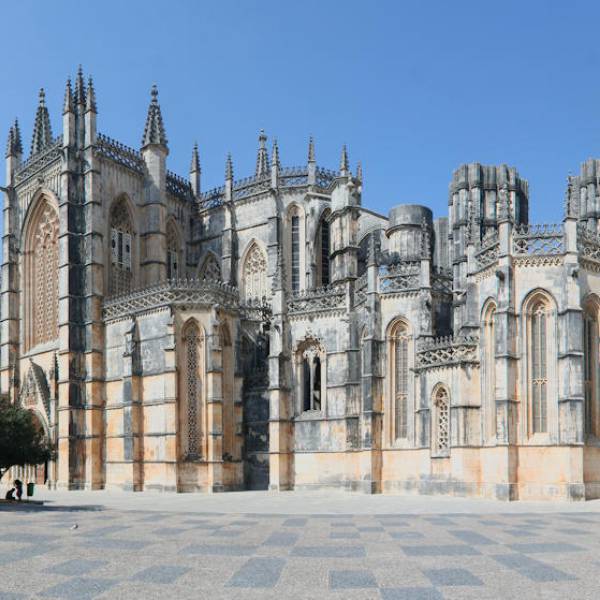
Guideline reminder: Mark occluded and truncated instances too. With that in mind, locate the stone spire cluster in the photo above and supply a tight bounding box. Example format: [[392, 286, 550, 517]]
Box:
[[339, 144, 349, 176], [225, 153, 234, 181], [142, 84, 168, 148], [308, 136, 316, 163], [30, 88, 53, 156], [255, 129, 270, 177]]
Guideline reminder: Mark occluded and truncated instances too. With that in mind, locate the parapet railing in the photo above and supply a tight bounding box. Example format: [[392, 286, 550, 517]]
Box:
[[512, 223, 564, 256], [577, 224, 600, 264], [14, 136, 63, 184], [103, 278, 239, 319], [474, 230, 499, 270], [415, 335, 479, 370], [288, 283, 346, 315], [95, 133, 145, 174], [378, 261, 421, 293]]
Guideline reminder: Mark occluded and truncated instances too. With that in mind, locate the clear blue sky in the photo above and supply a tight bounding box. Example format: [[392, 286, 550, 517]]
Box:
[[2, 0, 599, 223]]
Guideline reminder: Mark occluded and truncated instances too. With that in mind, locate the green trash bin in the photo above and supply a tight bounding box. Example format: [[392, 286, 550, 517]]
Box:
[[26, 482, 34, 497]]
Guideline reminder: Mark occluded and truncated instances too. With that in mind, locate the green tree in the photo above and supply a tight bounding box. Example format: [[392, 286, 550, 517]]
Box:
[[0, 399, 54, 481]]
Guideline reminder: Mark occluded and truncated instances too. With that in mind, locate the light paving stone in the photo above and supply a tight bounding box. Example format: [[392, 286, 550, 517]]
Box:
[[291, 545, 366, 558], [380, 587, 444, 600]]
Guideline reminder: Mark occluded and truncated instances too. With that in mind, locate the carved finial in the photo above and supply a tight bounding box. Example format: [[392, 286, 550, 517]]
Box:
[[255, 129, 270, 177], [225, 153, 234, 181], [339, 144, 349, 175], [565, 173, 577, 218], [63, 78, 74, 114], [356, 161, 363, 182], [13, 119, 22, 156], [367, 232, 379, 266], [271, 138, 280, 170], [308, 136, 315, 163], [86, 76, 97, 113], [190, 142, 200, 173], [30, 88, 53, 156], [74, 65, 86, 106], [5, 125, 14, 159], [141, 84, 168, 148], [498, 181, 511, 221]]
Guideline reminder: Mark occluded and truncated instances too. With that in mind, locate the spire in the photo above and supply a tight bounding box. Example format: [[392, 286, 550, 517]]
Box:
[[86, 76, 97, 113], [255, 129, 270, 177], [225, 153, 233, 181], [141, 84, 168, 148], [190, 142, 200, 173], [30, 88, 53, 156], [356, 161, 363, 182], [339, 144, 349, 176], [308, 136, 315, 163], [74, 65, 86, 106], [5, 125, 14, 159], [271, 138, 280, 170], [63, 78, 74, 114]]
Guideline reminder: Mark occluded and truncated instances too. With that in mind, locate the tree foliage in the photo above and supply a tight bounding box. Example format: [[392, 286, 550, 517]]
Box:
[[0, 399, 54, 480]]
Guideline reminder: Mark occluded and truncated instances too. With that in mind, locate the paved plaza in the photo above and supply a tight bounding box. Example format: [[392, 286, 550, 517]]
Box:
[[2, 491, 600, 599]]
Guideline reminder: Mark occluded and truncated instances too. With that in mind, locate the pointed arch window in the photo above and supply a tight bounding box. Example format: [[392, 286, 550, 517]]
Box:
[[25, 198, 59, 350], [317, 216, 330, 287], [482, 303, 497, 442], [297, 339, 326, 413], [529, 301, 548, 434], [390, 321, 410, 441], [166, 223, 180, 280], [583, 299, 599, 436], [109, 199, 133, 295], [242, 243, 267, 303], [432, 386, 450, 457], [181, 321, 204, 459]]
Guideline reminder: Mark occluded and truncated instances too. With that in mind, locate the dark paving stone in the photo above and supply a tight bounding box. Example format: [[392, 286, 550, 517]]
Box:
[[0, 593, 27, 599], [389, 531, 425, 540], [226, 557, 285, 588], [423, 568, 484, 586], [153, 527, 185, 536], [401, 544, 480, 557], [81, 538, 149, 550], [0, 545, 55, 566], [492, 553, 576, 582], [329, 569, 377, 589], [379, 520, 409, 527], [211, 529, 243, 537], [557, 528, 588, 536], [506, 529, 535, 538], [282, 518, 307, 527], [47, 559, 108, 576], [292, 545, 366, 558], [508, 542, 584, 554], [479, 520, 504, 526], [330, 521, 356, 528], [230, 520, 258, 526], [263, 532, 299, 547], [183, 543, 257, 556], [131, 565, 190, 584], [357, 526, 385, 532], [450, 530, 497, 545], [14, 533, 58, 544], [78, 526, 125, 537], [330, 531, 360, 539], [380, 587, 444, 600], [40, 577, 117, 599]]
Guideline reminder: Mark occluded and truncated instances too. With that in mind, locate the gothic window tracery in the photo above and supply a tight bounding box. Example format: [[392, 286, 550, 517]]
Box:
[[242, 243, 267, 303], [291, 215, 300, 292], [432, 386, 450, 457], [529, 300, 548, 434], [25, 198, 59, 350], [317, 214, 331, 286], [109, 199, 133, 295], [181, 321, 204, 459], [390, 321, 410, 441]]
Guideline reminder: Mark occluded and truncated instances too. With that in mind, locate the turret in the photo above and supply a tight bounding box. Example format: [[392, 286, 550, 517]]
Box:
[[141, 84, 168, 284], [271, 138, 280, 188], [307, 136, 316, 185], [386, 205, 432, 260]]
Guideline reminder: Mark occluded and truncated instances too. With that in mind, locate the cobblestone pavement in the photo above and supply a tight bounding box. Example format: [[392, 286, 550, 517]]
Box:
[[2, 494, 600, 599]]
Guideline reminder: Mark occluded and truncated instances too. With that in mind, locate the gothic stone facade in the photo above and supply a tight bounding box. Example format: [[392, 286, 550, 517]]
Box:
[[3, 70, 600, 500]]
